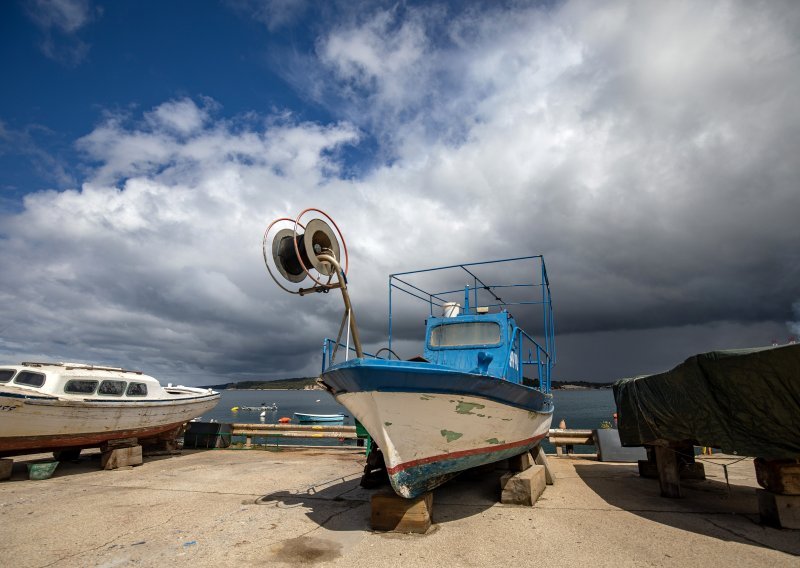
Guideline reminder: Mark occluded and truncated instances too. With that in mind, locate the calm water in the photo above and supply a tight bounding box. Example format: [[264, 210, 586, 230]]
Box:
[[199, 388, 615, 451]]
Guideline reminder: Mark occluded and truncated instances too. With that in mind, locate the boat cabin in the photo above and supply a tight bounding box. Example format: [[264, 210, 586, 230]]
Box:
[[423, 310, 527, 383], [0, 362, 208, 400]]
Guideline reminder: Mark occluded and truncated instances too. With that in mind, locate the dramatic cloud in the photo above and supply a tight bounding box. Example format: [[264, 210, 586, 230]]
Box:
[[2, 1, 798, 384]]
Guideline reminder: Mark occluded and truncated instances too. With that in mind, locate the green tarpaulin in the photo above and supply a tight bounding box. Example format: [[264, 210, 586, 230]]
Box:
[[613, 344, 800, 459]]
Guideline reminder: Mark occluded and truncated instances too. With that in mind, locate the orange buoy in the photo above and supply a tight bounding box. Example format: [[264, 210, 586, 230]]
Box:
[[278, 417, 291, 424]]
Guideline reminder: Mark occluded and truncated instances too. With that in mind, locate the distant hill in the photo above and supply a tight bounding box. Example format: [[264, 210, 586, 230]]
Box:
[[203, 377, 318, 390], [552, 380, 613, 389]]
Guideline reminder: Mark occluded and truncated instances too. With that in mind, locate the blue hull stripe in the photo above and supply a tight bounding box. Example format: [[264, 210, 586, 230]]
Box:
[[322, 359, 553, 413]]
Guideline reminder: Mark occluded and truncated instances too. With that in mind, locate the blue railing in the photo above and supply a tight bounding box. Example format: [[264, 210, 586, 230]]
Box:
[[321, 338, 379, 373]]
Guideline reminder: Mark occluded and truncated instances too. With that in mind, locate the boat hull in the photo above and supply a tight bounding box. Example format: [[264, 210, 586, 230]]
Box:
[[0, 393, 220, 457], [322, 359, 553, 498]]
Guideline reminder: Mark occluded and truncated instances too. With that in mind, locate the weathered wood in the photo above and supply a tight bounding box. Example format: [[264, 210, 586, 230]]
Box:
[[500, 465, 546, 506], [757, 489, 800, 529], [232, 423, 357, 432], [654, 445, 681, 498], [101, 437, 138, 451], [531, 446, 554, 485], [548, 428, 596, 456], [235, 430, 356, 439], [101, 445, 143, 470], [549, 436, 595, 445], [0, 458, 12, 481], [370, 491, 433, 533], [754, 458, 800, 495], [507, 451, 533, 472]]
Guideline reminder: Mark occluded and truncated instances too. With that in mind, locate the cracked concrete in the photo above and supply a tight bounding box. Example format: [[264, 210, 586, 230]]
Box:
[[0, 449, 797, 567]]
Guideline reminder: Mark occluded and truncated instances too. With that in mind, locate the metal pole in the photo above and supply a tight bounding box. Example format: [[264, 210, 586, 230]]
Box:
[[318, 253, 363, 358]]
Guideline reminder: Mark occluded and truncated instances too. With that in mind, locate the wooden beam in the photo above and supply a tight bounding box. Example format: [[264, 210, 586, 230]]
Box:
[[654, 445, 681, 498], [757, 489, 800, 529], [507, 451, 533, 472], [754, 458, 800, 495], [531, 446, 554, 485], [101, 445, 143, 470], [500, 465, 546, 506], [371, 491, 433, 533], [0, 458, 12, 481]]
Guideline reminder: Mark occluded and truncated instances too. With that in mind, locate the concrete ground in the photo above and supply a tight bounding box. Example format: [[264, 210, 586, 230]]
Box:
[[0, 448, 797, 567]]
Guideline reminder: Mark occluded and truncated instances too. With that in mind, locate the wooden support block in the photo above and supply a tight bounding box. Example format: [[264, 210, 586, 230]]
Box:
[[500, 465, 546, 506], [755, 458, 800, 495], [101, 445, 143, 470], [101, 437, 138, 450], [531, 446, 554, 485], [508, 451, 533, 472], [245, 436, 252, 448], [370, 491, 433, 533], [757, 489, 800, 529], [0, 458, 12, 481], [680, 462, 705, 480], [654, 445, 681, 498]]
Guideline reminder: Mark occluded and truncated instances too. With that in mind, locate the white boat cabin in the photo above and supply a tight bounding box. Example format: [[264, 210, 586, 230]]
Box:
[[0, 362, 212, 400]]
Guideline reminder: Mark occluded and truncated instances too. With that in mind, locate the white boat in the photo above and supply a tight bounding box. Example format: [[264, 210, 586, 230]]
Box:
[[0, 362, 220, 457], [293, 412, 345, 422]]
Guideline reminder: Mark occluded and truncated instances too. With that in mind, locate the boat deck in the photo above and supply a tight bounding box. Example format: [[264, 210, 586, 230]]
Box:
[[0, 449, 796, 567]]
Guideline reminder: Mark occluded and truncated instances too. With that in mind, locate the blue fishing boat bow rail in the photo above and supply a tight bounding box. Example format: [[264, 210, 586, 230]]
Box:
[[322, 255, 556, 393]]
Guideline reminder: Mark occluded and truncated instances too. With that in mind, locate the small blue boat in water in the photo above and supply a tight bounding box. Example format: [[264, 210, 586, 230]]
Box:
[[293, 412, 345, 422], [262, 210, 556, 498]]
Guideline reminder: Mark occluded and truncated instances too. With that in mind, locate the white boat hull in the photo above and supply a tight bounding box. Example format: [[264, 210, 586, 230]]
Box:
[[336, 390, 552, 498], [0, 394, 219, 456]]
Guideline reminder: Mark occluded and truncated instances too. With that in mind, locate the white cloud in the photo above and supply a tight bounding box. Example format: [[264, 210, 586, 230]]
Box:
[[3, 1, 799, 383]]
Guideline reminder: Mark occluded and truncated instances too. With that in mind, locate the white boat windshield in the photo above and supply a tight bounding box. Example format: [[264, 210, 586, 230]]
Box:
[[429, 322, 501, 348]]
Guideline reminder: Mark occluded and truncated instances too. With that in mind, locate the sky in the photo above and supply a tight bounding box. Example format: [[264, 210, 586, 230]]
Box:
[[1, 0, 799, 386]]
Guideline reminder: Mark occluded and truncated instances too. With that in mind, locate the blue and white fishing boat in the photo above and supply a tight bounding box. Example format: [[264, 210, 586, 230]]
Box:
[[263, 210, 555, 498]]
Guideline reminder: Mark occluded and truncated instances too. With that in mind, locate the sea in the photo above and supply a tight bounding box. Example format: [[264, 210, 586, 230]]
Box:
[[197, 387, 616, 453]]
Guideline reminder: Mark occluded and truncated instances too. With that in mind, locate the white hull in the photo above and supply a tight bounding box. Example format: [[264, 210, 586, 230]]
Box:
[[337, 391, 552, 497], [0, 395, 219, 455]]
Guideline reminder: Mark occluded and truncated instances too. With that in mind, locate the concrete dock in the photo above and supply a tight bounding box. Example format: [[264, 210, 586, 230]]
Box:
[[0, 449, 797, 567]]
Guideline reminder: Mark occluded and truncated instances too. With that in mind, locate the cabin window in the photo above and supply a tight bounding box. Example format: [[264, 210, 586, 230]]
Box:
[[98, 380, 126, 396], [429, 322, 501, 348], [0, 370, 14, 382], [14, 371, 46, 387], [127, 382, 148, 396], [64, 380, 99, 394]]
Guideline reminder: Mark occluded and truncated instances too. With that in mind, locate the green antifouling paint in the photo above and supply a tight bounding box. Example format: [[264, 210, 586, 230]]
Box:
[[485, 438, 505, 445], [455, 401, 486, 414], [440, 429, 463, 442]]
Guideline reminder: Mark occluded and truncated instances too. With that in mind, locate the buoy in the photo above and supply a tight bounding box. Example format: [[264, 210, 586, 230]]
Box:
[[278, 417, 291, 424], [231, 407, 239, 411]]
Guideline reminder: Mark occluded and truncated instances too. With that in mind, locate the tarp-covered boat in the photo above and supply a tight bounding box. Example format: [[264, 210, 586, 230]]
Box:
[[613, 344, 800, 459]]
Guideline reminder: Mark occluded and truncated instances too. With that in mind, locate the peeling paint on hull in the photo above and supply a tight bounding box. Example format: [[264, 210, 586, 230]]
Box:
[[334, 390, 552, 498]]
